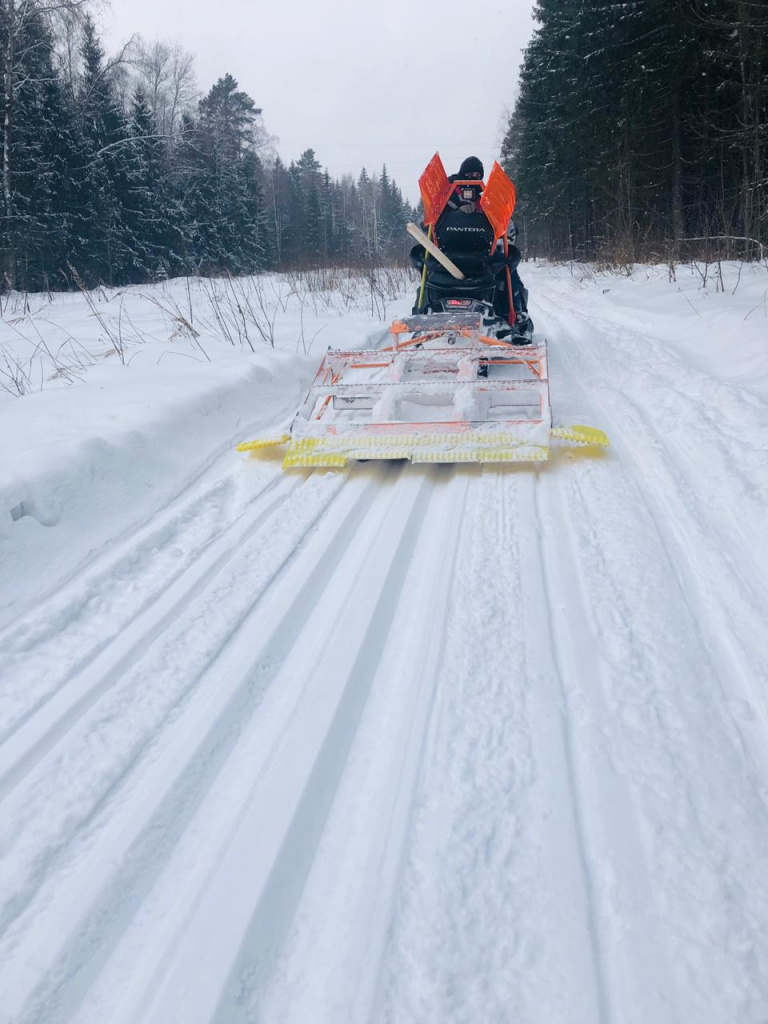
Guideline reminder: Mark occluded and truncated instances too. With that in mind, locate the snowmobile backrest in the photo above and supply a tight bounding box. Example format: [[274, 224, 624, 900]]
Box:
[[434, 206, 495, 259]]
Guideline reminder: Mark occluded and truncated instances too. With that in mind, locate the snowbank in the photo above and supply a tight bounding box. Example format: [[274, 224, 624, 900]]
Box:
[[0, 345, 310, 629]]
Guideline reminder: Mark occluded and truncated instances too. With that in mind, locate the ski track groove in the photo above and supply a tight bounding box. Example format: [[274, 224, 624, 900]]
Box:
[[527, 474, 612, 1024], [0, 468, 357, 967], [91, 468, 433, 1024], [357, 469, 471, 1024], [0, 471, 298, 796], [252, 467, 471, 1024], [0, 467, 398, 1024], [212, 469, 439, 1024]]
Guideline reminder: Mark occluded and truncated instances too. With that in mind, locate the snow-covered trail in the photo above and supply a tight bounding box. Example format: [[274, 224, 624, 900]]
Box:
[[2, 276, 768, 1023]]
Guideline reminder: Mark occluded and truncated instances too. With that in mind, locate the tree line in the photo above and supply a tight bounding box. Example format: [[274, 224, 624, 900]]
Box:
[[503, 0, 767, 261], [1, 1, 413, 292]]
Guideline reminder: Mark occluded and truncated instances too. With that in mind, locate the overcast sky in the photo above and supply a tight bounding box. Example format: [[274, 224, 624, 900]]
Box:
[[104, 0, 537, 202]]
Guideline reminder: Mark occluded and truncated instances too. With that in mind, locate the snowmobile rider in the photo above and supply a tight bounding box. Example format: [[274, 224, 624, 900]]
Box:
[[423, 156, 532, 333], [448, 158, 531, 328], [447, 155, 485, 213]]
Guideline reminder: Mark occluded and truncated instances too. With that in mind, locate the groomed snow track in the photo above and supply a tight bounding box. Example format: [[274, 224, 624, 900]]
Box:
[[1, 294, 768, 1024]]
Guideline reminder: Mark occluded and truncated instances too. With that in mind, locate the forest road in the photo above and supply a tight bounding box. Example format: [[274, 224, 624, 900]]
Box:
[[0, 282, 767, 1024]]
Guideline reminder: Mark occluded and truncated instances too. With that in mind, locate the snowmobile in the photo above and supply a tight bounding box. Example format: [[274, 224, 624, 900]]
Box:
[[407, 160, 532, 345], [239, 155, 608, 469]]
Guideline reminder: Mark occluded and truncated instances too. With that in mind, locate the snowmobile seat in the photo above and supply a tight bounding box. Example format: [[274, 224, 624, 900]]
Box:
[[409, 246, 497, 306], [424, 265, 496, 298], [409, 242, 519, 313]]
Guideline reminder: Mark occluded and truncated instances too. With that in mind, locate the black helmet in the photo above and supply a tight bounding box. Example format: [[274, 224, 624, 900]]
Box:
[[458, 156, 484, 178]]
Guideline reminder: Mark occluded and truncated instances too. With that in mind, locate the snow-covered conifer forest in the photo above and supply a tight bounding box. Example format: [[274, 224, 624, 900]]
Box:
[[1, 1, 413, 292], [503, 0, 768, 262]]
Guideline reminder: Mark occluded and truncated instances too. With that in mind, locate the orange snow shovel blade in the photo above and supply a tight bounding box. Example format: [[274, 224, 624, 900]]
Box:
[[419, 153, 454, 228], [480, 162, 517, 245]]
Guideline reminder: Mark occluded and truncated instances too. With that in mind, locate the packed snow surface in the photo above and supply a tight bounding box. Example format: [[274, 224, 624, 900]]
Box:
[[1, 262, 767, 1023]]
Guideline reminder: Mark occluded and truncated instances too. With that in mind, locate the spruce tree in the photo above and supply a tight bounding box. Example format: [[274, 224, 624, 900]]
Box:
[[194, 74, 266, 273], [0, 1, 80, 289], [122, 88, 185, 279], [378, 165, 408, 261], [71, 16, 135, 285]]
